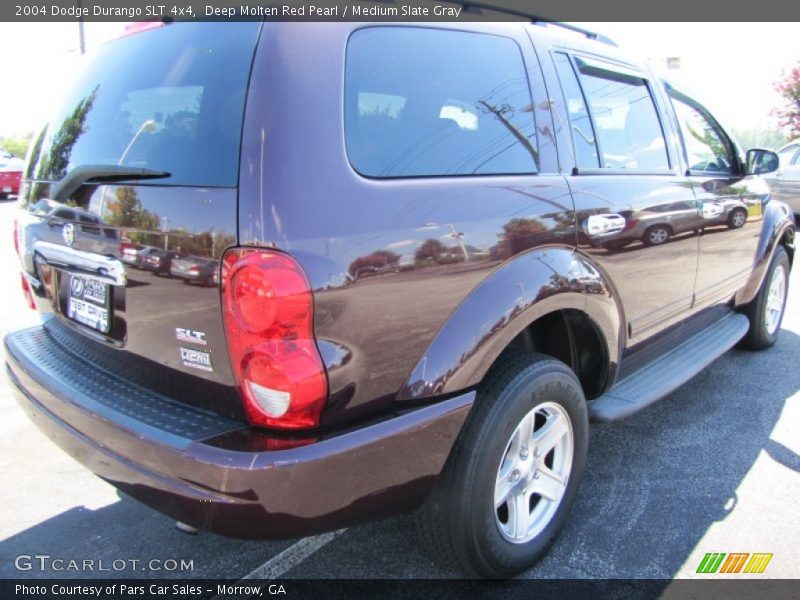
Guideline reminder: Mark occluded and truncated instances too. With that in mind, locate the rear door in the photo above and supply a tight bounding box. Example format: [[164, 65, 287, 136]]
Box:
[[546, 49, 699, 343]]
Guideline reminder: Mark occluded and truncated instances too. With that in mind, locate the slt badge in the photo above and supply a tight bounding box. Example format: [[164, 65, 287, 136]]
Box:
[[176, 327, 207, 346]]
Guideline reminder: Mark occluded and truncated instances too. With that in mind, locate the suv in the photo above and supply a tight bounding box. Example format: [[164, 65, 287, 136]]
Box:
[[5, 20, 794, 578]]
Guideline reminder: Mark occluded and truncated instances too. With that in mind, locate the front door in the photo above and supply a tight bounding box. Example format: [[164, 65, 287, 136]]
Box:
[[666, 87, 764, 310]]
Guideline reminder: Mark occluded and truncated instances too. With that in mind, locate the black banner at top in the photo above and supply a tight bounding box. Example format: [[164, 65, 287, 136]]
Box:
[[5, 0, 800, 22]]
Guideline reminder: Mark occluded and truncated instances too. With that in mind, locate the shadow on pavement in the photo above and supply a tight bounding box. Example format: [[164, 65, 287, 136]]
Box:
[[0, 493, 294, 579]]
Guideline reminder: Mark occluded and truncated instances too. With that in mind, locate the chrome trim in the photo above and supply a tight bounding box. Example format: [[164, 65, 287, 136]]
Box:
[[33, 241, 127, 287]]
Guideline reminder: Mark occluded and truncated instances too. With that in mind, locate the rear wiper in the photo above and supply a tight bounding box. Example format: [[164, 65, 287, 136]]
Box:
[[51, 165, 170, 201]]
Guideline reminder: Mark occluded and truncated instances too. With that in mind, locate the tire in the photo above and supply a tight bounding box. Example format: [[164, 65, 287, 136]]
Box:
[[727, 208, 747, 229], [415, 353, 588, 578], [643, 225, 671, 246], [739, 245, 790, 350]]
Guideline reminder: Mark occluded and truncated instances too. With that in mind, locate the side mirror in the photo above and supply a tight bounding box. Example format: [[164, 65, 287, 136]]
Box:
[[746, 148, 779, 175]]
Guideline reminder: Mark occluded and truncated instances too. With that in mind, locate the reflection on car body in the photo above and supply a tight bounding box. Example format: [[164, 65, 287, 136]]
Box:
[[586, 197, 752, 249], [170, 255, 217, 286], [144, 249, 184, 276], [17, 200, 120, 275]]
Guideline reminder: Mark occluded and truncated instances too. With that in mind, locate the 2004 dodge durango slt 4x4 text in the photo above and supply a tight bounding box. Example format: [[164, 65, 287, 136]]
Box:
[[6, 15, 795, 578]]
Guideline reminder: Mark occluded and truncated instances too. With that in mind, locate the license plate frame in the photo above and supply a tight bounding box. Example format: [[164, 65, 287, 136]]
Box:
[[66, 274, 111, 334]]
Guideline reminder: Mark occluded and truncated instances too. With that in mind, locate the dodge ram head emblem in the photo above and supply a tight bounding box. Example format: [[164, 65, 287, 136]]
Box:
[[62, 222, 76, 246]]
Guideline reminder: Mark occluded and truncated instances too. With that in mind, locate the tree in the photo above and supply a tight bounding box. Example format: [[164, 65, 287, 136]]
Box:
[[414, 238, 447, 266], [348, 249, 402, 277], [499, 217, 547, 255], [774, 65, 800, 138], [36, 87, 98, 180], [105, 186, 160, 240]]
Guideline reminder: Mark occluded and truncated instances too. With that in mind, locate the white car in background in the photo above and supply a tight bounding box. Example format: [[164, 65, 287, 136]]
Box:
[[766, 140, 800, 218]]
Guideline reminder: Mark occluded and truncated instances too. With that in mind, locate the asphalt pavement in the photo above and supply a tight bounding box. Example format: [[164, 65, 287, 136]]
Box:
[[0, 199, 797, 581]]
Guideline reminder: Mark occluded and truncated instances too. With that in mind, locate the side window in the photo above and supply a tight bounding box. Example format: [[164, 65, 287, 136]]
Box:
[[53, 209, 75, 221], [552, 52, 599, 169], [668, 91, 736, 175], [345, 27, 538, 177], [576, 60, 670, 171]]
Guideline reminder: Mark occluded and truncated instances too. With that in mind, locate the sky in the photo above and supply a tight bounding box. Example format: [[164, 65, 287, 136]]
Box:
[[0, 21, 797, 139]]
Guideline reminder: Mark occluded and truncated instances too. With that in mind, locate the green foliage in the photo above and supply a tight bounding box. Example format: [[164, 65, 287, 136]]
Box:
[[104, 186, 160, 233], [0, 134, 32, 159], [731, 129, 788, 152], [37, 88, 98, 180]]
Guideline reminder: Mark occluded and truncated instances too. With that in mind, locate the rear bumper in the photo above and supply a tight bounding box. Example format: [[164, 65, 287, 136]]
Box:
[[5, 324, 473, 539]]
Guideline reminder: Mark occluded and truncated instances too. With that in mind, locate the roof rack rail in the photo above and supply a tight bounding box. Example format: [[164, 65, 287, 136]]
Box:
[[456, 2, 617, 46], [536, 22, 618, 47]]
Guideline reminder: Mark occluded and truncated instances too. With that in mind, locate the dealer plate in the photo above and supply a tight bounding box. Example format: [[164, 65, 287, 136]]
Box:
[[66, 275, 110, 334]]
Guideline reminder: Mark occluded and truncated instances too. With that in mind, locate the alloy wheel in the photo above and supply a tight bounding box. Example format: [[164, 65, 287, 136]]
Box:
[[494, 402, 574, 544]]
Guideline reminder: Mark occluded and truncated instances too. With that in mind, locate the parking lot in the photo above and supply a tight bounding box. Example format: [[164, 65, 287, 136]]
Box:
[[0, 198, 797, 581]]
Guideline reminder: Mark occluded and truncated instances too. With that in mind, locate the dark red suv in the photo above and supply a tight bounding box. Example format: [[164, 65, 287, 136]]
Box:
[[6, 19, 794, 577]]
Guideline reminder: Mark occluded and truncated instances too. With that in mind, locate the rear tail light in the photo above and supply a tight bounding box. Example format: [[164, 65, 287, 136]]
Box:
[[20, 273, 36, 311], [13, 219, 19, 256], [221, 248, 327, 430], [624, 218, 639, 231]]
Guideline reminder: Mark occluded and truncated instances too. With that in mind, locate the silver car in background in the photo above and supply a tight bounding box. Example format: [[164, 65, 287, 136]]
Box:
[[766, 140, 800, 218]]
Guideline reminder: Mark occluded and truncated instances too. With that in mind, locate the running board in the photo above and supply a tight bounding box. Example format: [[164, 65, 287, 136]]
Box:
[[588, 312, 750, 422]]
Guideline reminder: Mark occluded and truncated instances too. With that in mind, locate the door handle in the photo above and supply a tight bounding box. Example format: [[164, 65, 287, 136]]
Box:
[[585, 214, 626, 237], [701, 202, 724, 219]]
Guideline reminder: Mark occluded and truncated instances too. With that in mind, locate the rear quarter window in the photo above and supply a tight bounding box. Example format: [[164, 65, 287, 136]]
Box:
[[345, 27, 538, 178]]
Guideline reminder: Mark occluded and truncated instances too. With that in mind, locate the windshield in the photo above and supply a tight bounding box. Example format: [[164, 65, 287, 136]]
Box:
[[25, 22, 260, 187]]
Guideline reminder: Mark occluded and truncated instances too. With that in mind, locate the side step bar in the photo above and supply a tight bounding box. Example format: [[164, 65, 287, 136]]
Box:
[[588, 312, 750, 422]]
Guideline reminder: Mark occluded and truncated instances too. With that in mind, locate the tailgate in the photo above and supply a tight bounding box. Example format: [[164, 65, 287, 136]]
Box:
[[14, 22, 262, 418]]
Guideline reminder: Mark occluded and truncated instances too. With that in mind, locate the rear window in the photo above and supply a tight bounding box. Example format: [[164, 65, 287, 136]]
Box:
[[345, 27, 538, 178], [26, 22, 260, 187]]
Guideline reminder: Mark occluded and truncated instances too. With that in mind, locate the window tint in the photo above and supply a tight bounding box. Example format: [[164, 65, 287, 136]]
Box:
[[26, 22, 260, 187], [577, 61, 669, 171], [553, 52, 599, 168], [345, 27, 537, 177], [669, 92, 735, 174]]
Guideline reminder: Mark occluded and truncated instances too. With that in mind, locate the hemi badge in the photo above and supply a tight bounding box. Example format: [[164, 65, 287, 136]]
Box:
[[180, 347, 213, 372]]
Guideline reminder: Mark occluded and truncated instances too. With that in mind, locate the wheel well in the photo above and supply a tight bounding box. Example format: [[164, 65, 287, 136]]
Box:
[[783, 227, 795, 267], [496, 309, 609, 400], [646, 223, 672, 234]]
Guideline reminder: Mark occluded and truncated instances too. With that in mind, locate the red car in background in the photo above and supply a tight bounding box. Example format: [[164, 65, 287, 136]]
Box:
[[0, 148, 23, 199]]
